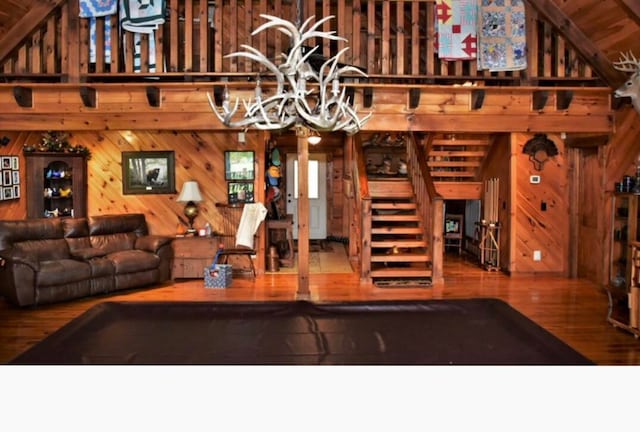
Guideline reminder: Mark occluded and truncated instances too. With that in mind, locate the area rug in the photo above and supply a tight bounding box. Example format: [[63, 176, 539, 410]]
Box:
[[10, 299, 593, 365]]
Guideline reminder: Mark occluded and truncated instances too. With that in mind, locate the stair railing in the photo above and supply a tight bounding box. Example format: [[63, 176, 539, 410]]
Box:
[[407, 132, 444, 283], [352, 134, 372, 281]]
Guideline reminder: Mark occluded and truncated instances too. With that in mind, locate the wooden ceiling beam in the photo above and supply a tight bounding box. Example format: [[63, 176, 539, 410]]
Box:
[[526, 0, 628, 88], [616, 0, 640, 27], [0, 0, 66, 64], [564, 134, 610, 148]]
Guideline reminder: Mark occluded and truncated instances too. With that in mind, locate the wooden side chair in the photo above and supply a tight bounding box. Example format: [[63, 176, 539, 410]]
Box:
[[214, 203, 258, 278]]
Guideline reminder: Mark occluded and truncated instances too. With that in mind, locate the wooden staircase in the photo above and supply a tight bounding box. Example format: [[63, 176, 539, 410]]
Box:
[[368, 178, 433, 286]]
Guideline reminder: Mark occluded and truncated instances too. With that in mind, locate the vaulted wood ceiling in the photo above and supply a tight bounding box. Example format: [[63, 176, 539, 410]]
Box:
[[0, 0, 639, 87]]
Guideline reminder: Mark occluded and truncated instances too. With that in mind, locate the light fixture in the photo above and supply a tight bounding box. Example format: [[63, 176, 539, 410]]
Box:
[[176, 181, 203, 234], [207, 14, 371, 136], [307, 130, 322, 145]]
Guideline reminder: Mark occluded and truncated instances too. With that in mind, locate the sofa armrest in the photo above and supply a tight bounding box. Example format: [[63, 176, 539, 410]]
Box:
[[0, 248, 40, 272], [135, 235, 173, 254]]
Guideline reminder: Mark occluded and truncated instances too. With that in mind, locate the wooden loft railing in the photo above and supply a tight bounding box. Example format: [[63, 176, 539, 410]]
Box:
[[0, 0, 603, 86]]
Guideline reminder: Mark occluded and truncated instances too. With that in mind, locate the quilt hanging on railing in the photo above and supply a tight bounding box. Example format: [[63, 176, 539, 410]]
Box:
[[435, 0, 478, 61], [477, 0, 527, 72], [79, 0, 118, 64], [119, 0, 166, 72]]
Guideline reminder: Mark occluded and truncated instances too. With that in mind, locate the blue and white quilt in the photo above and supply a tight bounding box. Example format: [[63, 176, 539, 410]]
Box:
[[477, 0, 527, 72], [79, 0, 118, 64]]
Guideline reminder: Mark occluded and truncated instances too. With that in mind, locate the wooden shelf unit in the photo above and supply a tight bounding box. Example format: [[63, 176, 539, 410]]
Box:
[[24, 152, 87, 219], [607, 193, 640, 337]]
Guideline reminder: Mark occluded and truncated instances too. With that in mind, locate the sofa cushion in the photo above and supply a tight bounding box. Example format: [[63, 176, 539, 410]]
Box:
[[63, 218, 92, 251], [37, 259, 92, 287], [0, 218, 64, 251], [90, 232, 137, 255], [107, 249, 160, 274], [14, 238, 70, 262], [70, 247, 107, 260]]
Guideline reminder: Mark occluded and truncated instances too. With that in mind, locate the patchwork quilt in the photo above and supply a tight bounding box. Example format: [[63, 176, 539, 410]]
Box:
[[477, 0, 527, 71], [119, 0, 166, 73], [79, 0, 118, 64], [435, 0, 478, 61]]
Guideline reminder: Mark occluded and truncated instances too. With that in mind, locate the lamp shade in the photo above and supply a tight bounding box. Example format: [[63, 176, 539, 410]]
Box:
[[177, 181, 203, 203]]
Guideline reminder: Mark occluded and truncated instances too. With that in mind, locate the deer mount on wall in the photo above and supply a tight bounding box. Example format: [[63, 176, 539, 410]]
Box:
[[613, 51, 640, 114]]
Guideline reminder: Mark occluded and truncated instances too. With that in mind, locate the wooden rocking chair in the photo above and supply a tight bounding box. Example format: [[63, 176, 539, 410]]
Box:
[[214, 203, 258, 278]]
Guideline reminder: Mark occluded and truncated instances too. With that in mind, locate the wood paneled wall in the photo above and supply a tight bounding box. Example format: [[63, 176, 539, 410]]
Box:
[[0, 130, 262, 236], [512, 132, 569, 275]]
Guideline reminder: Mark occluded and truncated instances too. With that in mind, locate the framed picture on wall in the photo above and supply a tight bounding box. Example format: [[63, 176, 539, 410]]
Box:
[[224, 151, 255, 180], [227, 182, 254, 204], [121, 151, 176, 195], [2, 170, 11, 186]]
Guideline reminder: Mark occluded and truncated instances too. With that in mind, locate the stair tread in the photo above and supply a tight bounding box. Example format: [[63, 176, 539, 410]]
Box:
[[372, 227, 423, 234], [371, 240, 427, 248], [371, 202, 417, 209], [370, 268, 433, 278], [371, 253, 430, 262], [372, 214, 420, 221]]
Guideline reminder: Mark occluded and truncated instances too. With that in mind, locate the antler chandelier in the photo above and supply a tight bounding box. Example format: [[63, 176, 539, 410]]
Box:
[[207, 14, 371, 135]]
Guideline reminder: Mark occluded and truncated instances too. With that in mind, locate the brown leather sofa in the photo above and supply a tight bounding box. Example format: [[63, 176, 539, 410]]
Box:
[[0, 214, 173, 307]]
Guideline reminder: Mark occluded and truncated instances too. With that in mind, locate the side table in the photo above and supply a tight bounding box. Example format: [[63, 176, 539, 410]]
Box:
[[267, 214, 295, 267], [172, 236, 218, 279]]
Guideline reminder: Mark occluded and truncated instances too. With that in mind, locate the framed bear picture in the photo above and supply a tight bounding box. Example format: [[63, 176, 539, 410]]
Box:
[[122, 151, 176, 195]]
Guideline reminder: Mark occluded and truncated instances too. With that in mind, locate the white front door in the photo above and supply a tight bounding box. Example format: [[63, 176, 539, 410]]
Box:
[[286, 153, 327, 240]]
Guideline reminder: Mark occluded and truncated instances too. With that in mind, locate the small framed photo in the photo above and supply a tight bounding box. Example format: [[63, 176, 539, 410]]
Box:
[[13, 184, 20, 198], [225, 151, 255, 180], [1, 157, 10, 170], [2, 170, 12, 186], [12, 170, 19, 185], [3, 186, 13, 200], [11, 156, 18, 170], [227, 181, 254, 204]]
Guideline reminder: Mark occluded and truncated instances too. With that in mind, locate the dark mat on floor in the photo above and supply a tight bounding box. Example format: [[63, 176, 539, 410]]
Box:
[[9, 299, 593, 365]]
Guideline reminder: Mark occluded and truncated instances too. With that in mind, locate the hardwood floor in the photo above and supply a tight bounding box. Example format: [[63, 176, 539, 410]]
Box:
[[1, 252, 640, 365]]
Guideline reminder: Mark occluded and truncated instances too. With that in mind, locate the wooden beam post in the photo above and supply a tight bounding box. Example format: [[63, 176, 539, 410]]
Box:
[[295, 125, 311, 299]]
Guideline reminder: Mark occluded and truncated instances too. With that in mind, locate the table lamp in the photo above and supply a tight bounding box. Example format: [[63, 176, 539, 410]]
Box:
[[177, 181, 203, 234]]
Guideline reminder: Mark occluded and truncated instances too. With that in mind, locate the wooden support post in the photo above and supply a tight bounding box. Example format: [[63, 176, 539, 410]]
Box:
[[296, 125, 311, 299]]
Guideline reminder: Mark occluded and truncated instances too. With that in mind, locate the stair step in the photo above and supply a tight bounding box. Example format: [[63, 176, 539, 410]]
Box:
[[371, 240, 427, 248], [372, 202, 417, 210], [372, 214, 420, 222], [370, 267, 433, 278], [371, 253, 430, 262], [372, 226, 423, 234], [369, 180, 413, 198]]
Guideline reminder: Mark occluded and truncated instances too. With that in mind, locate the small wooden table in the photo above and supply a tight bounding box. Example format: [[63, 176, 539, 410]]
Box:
[[172, 236, 218, 279], [267, 214, 295, 267]]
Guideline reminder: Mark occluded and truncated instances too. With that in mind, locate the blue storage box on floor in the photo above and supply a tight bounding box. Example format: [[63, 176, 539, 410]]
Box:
[[204, 264, 232, 288]]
